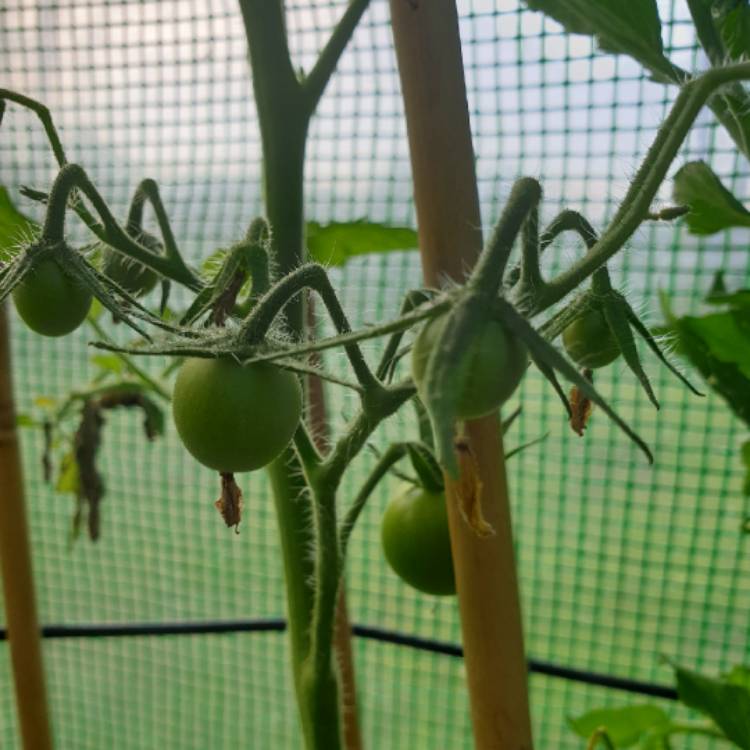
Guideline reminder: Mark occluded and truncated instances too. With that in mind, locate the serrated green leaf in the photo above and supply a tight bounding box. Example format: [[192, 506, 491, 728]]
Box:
[[523, 0, 671, 76], [33, 396, 57, 410], [707, 87, 750, 162], [306, 220, 418, 267], [725, 665, 750, 691], [90, 354, 125, 375], [568, 705, 670, 747], [706, 286, 750, 309], [675, 664, 750, 748], [640, 727, 673, 750], [714, 0, 750, 59], [670, 311, 750, 427], [673, 161, 750, 235], [0, 186, 38, 261]]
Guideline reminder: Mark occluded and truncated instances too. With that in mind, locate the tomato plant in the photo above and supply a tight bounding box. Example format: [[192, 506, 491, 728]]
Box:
[[562, 308, 620, 369], [411, 314, 527, 420], [381, 483, 455, 596], [12, 257, 92, 337], [101, 229, 160, 297], [172, 357, 302, 473], [3, 0, 747, 746]]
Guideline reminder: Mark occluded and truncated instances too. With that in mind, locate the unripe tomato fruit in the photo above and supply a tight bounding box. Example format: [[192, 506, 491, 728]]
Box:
[[381, 484, 455, 596], [12, 257, 92, 337], [172, 357, 302, 473], [411, 314, 527, 419], [562, 308, 620, 369], [101, 229, 160, 297]]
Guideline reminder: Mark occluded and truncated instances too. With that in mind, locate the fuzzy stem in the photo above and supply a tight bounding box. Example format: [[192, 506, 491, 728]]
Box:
[[375, 289, 433, 380], [533, 62, 750, 313], [242, 263, 379, 391], [302, 0, 373, 115], [468, 177, 542, 297], [126, 179, 184, 266], [339, 442, 408, 558], [518, 196, 542, 294], [0, 89, 67, 166], [41, 164, 201, 290]]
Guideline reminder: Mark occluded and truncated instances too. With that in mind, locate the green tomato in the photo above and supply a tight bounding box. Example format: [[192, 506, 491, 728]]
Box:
[[562, 308, 620, 369], [101, 229, 160, 297], [172, 357, 302, 473], [381, 484, 455, 596], [12, 258, 92, 337], [411, 313, 527, 419]]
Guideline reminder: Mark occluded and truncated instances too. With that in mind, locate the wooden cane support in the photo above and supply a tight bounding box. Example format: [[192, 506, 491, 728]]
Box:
[[0, 305, 53, 750], [389, 2, 534, 747]]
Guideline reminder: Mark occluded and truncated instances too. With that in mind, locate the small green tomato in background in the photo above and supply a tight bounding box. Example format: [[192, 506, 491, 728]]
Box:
[[562, 308, 620, 369], [101, 229, 160, 297], [172, 357, 302, 473], [12, 257, 93, 337], [411, 314, 527, 419], [381, 484, 455, 596]]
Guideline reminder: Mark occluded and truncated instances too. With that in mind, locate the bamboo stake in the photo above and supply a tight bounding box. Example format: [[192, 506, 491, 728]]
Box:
[[0, 305, 54, 750], [389, 2, 534, 748]]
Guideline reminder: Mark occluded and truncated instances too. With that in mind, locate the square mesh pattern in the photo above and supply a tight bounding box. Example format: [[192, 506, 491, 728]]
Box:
[[0, 1, 748, 747]]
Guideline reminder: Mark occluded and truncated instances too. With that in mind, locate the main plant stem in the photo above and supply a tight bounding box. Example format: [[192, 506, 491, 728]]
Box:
[[262, 113, 346, 750], [240, 2, 361, 747]]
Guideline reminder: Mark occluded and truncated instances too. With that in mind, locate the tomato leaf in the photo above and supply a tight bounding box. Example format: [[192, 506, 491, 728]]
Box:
[[725, 665, 750, 691], [523, 0, 672, 77], [306, 220, 417, 266], [90, 354, 125, 376], [713, 0, 750, 59], [15, 413, 39, 428], [673, 161, 750, 235], [0, 186, 38, 260], [707, 87, 750, 162], [568, 705, 670, 747], [675, 664, 750, 748]]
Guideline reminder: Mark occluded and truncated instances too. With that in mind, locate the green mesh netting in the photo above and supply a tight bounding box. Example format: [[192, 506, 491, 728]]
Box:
[[0, 1, 748, 748]]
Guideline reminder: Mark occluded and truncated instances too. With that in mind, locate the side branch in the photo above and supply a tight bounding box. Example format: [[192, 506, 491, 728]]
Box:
[[302, 0, 372, 115], [241, 263, 379, 390], [0, 89, 67, 166], [532, 62, 750, 314], [40, 164, 201, 291]]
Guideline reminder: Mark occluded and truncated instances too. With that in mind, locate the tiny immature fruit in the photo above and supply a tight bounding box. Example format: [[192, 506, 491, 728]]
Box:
[[12, 257, 93, 337], [411, 314, 527, 419], [381, 484, 455, 596], [172, 357, 302, 473], [562, 308, 620, 369]]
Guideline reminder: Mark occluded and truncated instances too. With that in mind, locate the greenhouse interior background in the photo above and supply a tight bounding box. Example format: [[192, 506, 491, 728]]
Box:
[[0, 0, 748, 747]]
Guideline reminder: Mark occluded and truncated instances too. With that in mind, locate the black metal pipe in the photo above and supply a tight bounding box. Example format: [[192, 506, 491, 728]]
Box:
[[0, 618, 677, 700]]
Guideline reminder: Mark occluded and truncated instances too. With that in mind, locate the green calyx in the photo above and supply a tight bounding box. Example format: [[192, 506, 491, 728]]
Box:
[[562, 307, 621, 369]]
